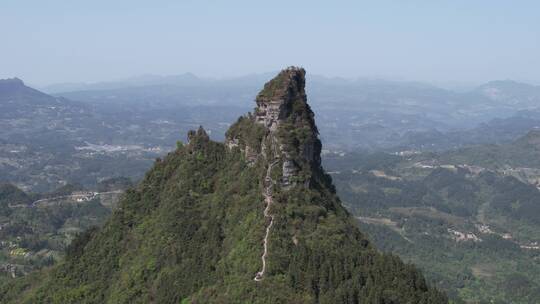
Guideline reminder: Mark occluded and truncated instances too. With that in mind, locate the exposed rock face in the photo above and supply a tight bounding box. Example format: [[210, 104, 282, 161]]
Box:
[[281, 159, 298, 187], [225, 66, 323, 188], [254, 67, 306, 131], [255, 67, 321, 187]]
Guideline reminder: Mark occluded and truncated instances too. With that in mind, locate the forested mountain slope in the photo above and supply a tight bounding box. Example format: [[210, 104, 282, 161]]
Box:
[[0, 68, 446, 303]]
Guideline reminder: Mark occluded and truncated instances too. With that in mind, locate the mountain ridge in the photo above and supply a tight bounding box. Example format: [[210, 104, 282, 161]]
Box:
[[0, 68, 447, 303]]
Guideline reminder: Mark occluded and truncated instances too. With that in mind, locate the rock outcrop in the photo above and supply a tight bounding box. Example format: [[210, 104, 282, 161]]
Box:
[[254, 67, 307, 131], [227, 66, 322, 188]]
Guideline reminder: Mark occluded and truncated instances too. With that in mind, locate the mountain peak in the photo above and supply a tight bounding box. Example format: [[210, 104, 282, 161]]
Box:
[[255, 67, 307, 132], [0, 77, 25, 89], [0, 67, 447, 304], [0, 77, 61, 103], [227, 67, 321, 187], [257, 67, 305, 98], [187, 126, 210, 151]]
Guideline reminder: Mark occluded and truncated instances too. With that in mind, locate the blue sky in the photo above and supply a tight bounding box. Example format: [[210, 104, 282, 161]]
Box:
[[1, 0, 539, 85]]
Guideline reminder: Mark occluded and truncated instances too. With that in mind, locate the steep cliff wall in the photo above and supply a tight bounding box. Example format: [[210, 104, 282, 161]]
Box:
[[227, 67, 322, 188]]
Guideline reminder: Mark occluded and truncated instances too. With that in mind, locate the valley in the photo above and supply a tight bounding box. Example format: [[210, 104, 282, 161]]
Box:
[[324, 136, 540, 303], [0, 180, 128, 283]]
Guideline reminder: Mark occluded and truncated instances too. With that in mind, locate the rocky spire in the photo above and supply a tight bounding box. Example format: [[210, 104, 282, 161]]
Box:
[[225, 67, 322, 187], [255, 67, 322, 187], [255, 67, 308, 131]]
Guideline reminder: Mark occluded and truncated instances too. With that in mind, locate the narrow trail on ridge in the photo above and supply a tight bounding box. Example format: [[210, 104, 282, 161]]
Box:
[[254, 158, 279, 282]]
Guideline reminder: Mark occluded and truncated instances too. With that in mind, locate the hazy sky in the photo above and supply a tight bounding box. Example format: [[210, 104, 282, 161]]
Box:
[[1, 0, 539, 86]]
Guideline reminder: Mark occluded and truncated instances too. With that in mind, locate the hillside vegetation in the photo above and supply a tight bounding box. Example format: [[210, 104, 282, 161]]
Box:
[[325, 134, 540, 303], [0, 68, 446, 304]]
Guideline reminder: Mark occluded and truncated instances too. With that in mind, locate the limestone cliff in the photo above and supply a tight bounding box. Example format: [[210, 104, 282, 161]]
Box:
[[226, 66, 322, 188]]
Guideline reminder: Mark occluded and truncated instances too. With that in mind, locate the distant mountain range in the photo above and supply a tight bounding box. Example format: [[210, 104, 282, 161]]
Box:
[[46, 74, 540, 150], [42, 73, 540, 108], [41, 73, 209, 93], [3, 74, 540, 192]]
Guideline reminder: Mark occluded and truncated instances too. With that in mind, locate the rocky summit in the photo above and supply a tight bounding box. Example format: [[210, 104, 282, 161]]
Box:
[[228, 67, 321, 188], [0, 67, 447, 304]]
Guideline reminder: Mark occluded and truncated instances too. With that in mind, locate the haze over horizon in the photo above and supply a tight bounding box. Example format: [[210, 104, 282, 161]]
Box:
[[4, 3, 540, 303], [1, 0, 539, 86]]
